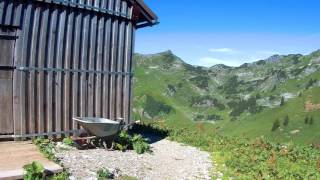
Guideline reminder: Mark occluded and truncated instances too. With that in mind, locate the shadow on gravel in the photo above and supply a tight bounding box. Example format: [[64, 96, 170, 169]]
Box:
[[130, 124, 168, 144]]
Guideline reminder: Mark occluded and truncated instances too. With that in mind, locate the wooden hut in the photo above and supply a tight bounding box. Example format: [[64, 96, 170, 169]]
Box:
[[0, 0, 158, 138]]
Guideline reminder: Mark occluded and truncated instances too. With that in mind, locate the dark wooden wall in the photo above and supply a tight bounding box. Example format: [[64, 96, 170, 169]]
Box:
[[0, 0, 136, 137]]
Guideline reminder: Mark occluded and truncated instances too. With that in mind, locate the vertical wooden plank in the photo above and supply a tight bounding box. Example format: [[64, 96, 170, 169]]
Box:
[[54, 6, 67, 137], [4, 0, 13, 25], [28, 4, 41, 134], [13, 1, 23, 27], [102, 0, 112, 118], [13, 2, 33, 137], [0, 0, 5, 24], [80, 3, 90, 118], [63, 8, 75, 132], [116, 1, 127, 120], [123, 21, 133, 124], [128, 26, 136, 125], [71, 8, 82, 130], [36, 4, 49, 135], [0, 36, 14, 134], [88, 6, 97, 117], [46, 5, 58, 135], [109, 0, 120, 120], [95, 13, 104, 118]]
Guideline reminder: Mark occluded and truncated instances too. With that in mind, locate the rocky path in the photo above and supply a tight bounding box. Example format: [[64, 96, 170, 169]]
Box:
[[55, 138, 213, 180]]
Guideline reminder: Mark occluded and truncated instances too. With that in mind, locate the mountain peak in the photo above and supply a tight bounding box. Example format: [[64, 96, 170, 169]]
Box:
[[265, 54, 283, 63]]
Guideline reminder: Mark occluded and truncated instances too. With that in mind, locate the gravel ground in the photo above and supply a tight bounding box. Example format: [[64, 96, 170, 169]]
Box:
[[55, 138, 213, 180]]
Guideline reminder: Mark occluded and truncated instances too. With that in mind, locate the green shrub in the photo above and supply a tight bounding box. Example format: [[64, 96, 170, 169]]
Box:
[[283, 115, 289, 126], [189, 75, 209, 90], [113, 131, 150, 154], [62, 137, 74, 146], [305, 116, 309, 124], [23, 161, 45, 180], [223, 76, 239, 94], [114, 131, 132, 151], [309, 116, 314, 125], [280, 96, 285, 106], [51, 171, 69, 180], [97, 168, 112, 180], [131, 134, 150, 154], [271, 119, 280, 131], [33, 138, 56, 161]]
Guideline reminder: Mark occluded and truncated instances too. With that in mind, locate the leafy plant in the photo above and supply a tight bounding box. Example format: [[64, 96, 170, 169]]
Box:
[[23, 161, 45, 180], [131, 134, 150, 154], [50, 171, 69, 180], [113, 131, 150, 154], [97, 168, 112, 180], [114, 131, 132, 151], [33, 138, 56, 161], [62, 136, 74, 146]]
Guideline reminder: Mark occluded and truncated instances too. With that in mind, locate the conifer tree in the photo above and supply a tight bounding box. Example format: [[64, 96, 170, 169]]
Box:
[[271, 119, 280, 131], [283, 115, 289, 126]]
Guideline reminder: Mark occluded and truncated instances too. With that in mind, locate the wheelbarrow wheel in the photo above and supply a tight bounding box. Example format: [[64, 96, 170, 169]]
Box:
[[103, 139, 115, 150]]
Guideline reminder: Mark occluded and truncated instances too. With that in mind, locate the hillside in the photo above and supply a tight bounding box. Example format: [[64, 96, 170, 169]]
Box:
[[132, 50, 320, 145]]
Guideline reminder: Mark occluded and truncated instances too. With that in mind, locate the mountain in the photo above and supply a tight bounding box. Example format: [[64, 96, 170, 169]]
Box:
[[132, 50, 320, 145]]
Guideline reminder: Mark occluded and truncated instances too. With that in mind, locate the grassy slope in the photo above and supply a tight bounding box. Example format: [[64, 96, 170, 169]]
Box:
[[218, 88, 320, 144], [133, 50, 320, 145]]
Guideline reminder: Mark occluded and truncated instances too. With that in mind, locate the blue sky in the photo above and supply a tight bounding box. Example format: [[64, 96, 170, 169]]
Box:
[[135, 0, 320, 67]]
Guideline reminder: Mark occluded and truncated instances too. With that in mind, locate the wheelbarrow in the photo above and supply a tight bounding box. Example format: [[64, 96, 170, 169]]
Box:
[[73, 117, 125, 149]]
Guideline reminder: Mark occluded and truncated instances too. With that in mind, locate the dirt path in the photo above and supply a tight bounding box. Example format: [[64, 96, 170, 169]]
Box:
[[55, 138, 213, 180]]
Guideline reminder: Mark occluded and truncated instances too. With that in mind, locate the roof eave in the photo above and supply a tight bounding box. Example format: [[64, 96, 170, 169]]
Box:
[[134, 0, 159, 28]]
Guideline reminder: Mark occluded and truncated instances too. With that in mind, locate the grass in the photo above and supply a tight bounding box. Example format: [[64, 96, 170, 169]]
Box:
[[140, 122, 320, 179]]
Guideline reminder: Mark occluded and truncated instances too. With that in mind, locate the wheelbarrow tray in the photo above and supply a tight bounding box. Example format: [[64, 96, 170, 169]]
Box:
[[73, 117, 120, 137]]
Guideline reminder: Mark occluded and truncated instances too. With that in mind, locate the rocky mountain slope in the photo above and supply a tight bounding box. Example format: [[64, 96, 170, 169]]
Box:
[[132, 50, 320, 144]]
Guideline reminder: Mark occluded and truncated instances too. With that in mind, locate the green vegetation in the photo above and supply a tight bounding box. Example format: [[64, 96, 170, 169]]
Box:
[[62, 136, 74, 146], [23, 161, 69, 180], [144, 95, 173, 118], [114, 131, 151, 154], [131, 134, 151, 154], [97, 168, 112, 180], [133, 49, 320, 145], [133, 49, 320, 178], [283, 115, 289, 126], [271, 119, 280, 131], [33, 138, 56, 161], [141, 123, 320, 179], [23, 161, 45, 180]]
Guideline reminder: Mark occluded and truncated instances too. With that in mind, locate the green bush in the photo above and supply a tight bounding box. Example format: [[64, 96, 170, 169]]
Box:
[[23, 161, 45, 180], [113, 131, 151, 154], [51, 171, 69, 180], [33, 138, 56, 161], [62, 137, 73, 146], [283, 115, 289, 126], [97, 168, 112, 180], [131, 134, 151, 154], [189, 75, 209, 90], [280, 96, 285, 106], [271, 119, 280, 131]]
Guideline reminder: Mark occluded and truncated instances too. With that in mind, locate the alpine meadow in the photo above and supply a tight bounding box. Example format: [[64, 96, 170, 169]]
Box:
[[132, 50, 320, 178]]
